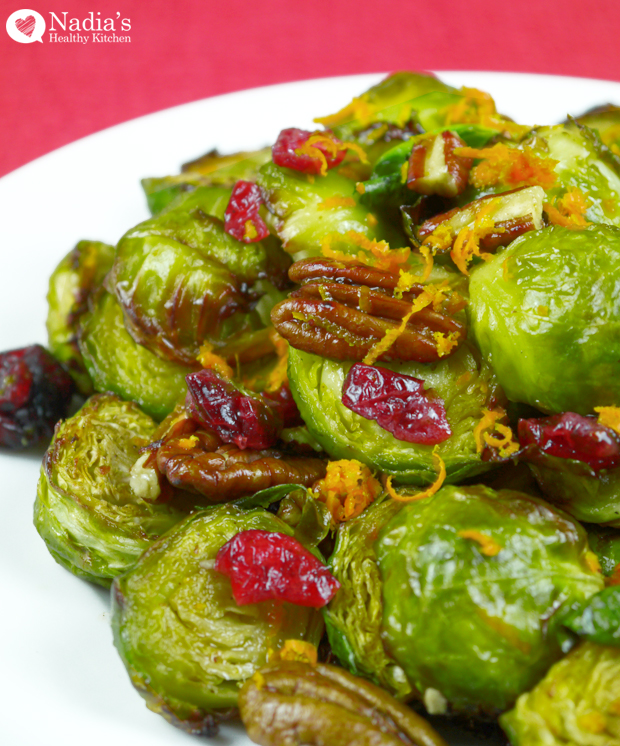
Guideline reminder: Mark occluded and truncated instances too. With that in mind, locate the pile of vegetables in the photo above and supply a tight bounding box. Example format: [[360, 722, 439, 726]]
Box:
[[3, 71, 620, 745]]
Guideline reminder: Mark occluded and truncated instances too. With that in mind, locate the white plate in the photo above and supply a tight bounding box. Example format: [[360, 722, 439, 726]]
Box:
[[2, 72, 620, 746]]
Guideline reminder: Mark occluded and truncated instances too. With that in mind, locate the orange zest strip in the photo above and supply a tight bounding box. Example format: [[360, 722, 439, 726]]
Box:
[[295, 134, 368, 176], [483, 423, 520, 458], [544, 188, 591, 228], [450, 198, 499, 276], [455, 143, 558, 189], [196, 342, 234, 379], [594, 406, 620, 435], [312, 459, 381, 524], [384, 447, 446, 503], [321, 230, 410, 273], [458, 529, 502, 557], [474, 408, 506, 453]]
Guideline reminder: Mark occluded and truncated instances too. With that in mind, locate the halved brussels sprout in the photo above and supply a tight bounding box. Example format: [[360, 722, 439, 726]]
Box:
[[46, 239, 115, 394], [288, 342, 498, 485], [376, 484, 603, 715], [586, 525, 620, 575], [109, 188, 291, 364], [500, 643, 620, 745], [34, 393, 186, 587], [111, 504, 324, 734], [324, 495, 413, 700], [78, 289, 192, 421], [142, 147, 271, 215], [469, 224, 620, 415]]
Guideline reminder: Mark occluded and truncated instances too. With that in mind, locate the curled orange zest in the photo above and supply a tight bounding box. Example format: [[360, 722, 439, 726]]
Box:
[[433, 331, 460, 358], [295, 134, 368, 176], [422, 222, 453, 254], [483, 423, 520, 458], [321, 231, 410, 273], [196, 342, 233, 379], [312, 459, 381, 524], [458, 530, 502, 557], [455, 143, 558, 189], [450, 199, 499, 275], [265, 329, 289, 392], [385, 447, 446, 503], [545, 188, 591, 228], [474, 408, 506, 453]]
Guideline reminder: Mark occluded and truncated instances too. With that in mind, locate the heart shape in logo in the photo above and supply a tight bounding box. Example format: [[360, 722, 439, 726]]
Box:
[[15, 15, 36, 37]]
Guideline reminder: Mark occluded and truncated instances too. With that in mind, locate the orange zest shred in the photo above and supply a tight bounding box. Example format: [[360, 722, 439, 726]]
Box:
[[321, 231, 410, 273], [422, 222, 454, 254], [444, 87, 530, 139], [458, 530, 502, 557], [449, 199, 499, 275], [314, 96, 376, 128], [177, 435, 199, 450], [384, 446, 446, 503], [243, 220, 258, 241], [433, 331, 460, 358], [355, 182, 366, 194], [312, 459, 381, 524], [483, 423, 520, 458], [196, 342, 233, 379], [585, 551, 602, 575], [474, 408, 506, 453], [265, 329, 289, 392], [545, 188, 591, 228], [277, 640, 318, 666], [318, 195, 357, 210], [594, 406, 620, 435], [295, 134, 368, 176], [455, 143, 558, 190]]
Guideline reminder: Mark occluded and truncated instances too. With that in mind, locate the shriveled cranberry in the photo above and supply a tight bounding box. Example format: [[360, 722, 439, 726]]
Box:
[[272, 128, 346, 175], [224, 180, 270, 243], [215, 529, 340, 607], [186, 369, 282, 450], [263, 382, 303, 429], [342, 363, 452, 445], [0, 345, 75, 449], [518, 412, 620, 472]]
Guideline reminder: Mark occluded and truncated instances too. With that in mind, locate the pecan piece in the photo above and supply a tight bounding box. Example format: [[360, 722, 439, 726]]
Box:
[[272, 258, 466, 364], [239, 661, 449, 746], [155, 419, 326, 502], [407, 131, 472, 198]]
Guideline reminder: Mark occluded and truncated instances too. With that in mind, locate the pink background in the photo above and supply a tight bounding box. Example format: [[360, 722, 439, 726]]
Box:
[[2, 0, 620, 178]]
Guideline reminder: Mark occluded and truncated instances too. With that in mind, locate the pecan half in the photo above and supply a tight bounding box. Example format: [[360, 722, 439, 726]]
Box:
[[239, 661, 449, 746], [155, 418, 326, 502], [407, 131, 472, 198], [272, 258, 466, 364]]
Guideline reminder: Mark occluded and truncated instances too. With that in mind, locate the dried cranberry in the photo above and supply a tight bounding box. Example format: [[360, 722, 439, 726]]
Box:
[[0, 345, 75, 449], [224, 180, 270, 243], [272, 128, 346, 175], [518, 412, 620, 472], [215, 529, 340, 607], [185, 369, 282, 450], [263, 382, 303, 429], [342, 363, 452, 445]]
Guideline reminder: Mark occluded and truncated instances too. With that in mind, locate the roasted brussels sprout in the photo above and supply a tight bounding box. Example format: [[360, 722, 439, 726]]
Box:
[[111, 504, 324, 734], [571, 103, 620, 151], [34, 393, 186, 587], [109, 188, 291, 364], [46, 239, 115, 394], [78, 289, 192, 420], [586, 526, 620, 576], [288, 342, 499, 485], [469, 224, 620, 414], [500, 643, 620, 745], [375, 484, 603, 715], [324, 495, 413, 699], [564, 586, 620, 647]]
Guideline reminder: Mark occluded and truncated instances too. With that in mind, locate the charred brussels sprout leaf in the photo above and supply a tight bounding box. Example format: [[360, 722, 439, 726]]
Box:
[[109, 189, 291, 364], [469, 224, 620, 414], [288, 343, 498, 485], [78, 290, 192, 421], [376, 484, 603, 715], [111, 505, 324, 734], [500, 643, 620, 746], [34, 393, 186, 587], [46, 239, 115, 394], [324, 495, 414, 699]]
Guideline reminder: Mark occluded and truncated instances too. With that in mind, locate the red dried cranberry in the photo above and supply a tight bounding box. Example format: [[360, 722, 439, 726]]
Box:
[[224, 180, 270, 243], [185, 369, 282, 450], [215, 529, 340, 607], [518, 412, 620, 472], [272, 128, 346, 175], [0, 345, 75, 449], [342, 363, 452, 445], [263, 382, 303, 429]]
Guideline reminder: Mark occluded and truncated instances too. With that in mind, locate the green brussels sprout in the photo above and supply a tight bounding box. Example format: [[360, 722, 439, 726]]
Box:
[[288, 342, 498, 485], [111, 504, 324, 734], [376, 484, 603, 715], [256, 161, 406, 259], [142, 147, 272, 215], [564, 586, 620, 647], [572, 103, 620, 151], [78, 289, 192, 420], [525, 453, 620, 527], [586, 525, 620, 576], [324, 495, 414, 700], [109, 188, 291, 364], [500, 643, 620, 745], [46, 239, 115, 394], [469, 224, 620, 415], [34, 393, 186, 587]]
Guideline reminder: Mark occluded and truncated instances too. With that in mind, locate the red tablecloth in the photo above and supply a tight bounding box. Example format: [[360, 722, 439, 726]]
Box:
[[2, 0, 620, 178]]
